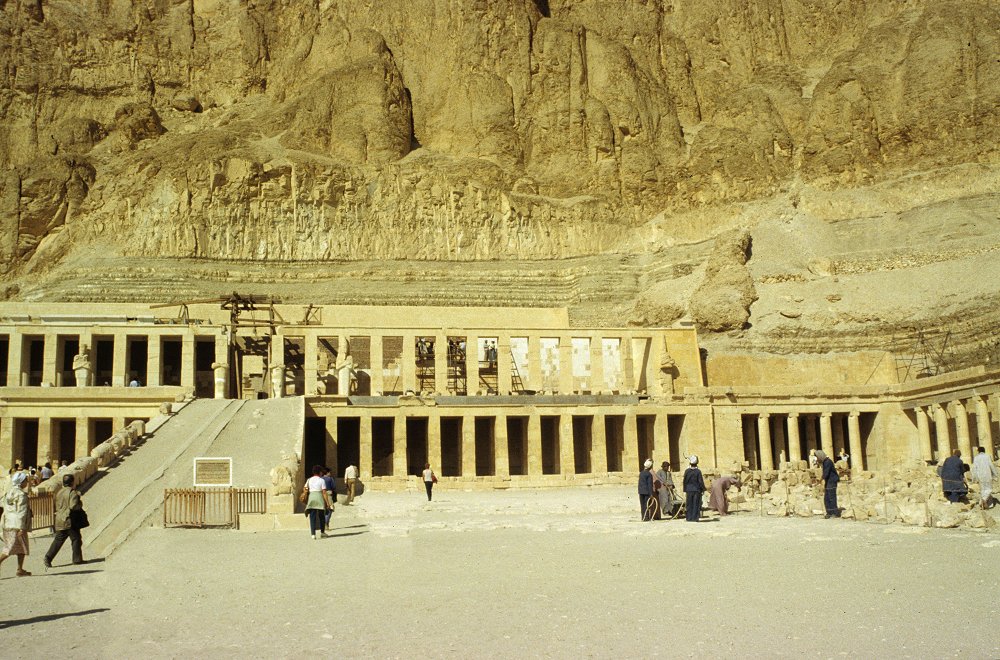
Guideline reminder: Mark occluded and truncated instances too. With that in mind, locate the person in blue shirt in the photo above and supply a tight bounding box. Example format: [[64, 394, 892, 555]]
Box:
[[322, 467, 336, 527], [816, 450, 841, 517], [638, 459, 654, 521], [682, 455, 706, 522]]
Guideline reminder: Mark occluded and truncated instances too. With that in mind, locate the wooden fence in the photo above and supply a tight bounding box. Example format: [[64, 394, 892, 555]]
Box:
[[163, 487, 267, 529], [28, 492, 55, 532]]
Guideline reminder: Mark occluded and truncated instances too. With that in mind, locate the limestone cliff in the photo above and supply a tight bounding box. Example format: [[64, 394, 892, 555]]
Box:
[[1, 1, 998, 368]]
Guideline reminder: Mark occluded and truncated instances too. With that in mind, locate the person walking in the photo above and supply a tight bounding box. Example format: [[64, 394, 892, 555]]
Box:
[[971, 447, 998, 509], [682, 456, 706, 522], [321, 467, 336, 528], [938, 449, 968, 504], [0, 471, 33, 576], [422, 463, 437, 501], [815, 450, 841, 517], [344, 464, 358, 505], [44, 474, 85, 567], [638, 459, 654, 521], [301, 465, 332, 540]]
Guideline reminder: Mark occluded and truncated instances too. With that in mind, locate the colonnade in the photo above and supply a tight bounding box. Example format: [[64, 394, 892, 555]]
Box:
[[912, 395, 996, 462], [744, 410, 869, 471]]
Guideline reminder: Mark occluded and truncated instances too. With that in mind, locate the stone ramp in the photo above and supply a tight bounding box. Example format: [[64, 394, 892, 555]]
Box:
[[201, 397, 304, 488], [82, 399, 245, 559]]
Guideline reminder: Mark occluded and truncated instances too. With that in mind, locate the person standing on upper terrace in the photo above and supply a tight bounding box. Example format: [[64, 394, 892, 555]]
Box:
[[815, 450, 841, 518]]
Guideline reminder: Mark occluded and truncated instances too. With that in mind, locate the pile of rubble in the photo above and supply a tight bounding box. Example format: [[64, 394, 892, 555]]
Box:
[[706, 461, 997, 531]]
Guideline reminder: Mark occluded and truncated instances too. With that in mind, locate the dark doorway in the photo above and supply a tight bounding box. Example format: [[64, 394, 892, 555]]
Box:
[[605, 415, 624, 472], [507, 417, 528, 475], [406, 417, 428, 476], [126, 337, 148, 386], [195, 339, 215, 398], [56, 420, 76, 464], [94, 337, 114, 386], [15, 419, 39, 467], [59, 337, 79, 386], [637, 415, 655, 467], [0, 335, 7, 386], [162, 338, 183, 386], [27, 337, 44, 386], [372, 417, 394, 476], [742, 415, 759, 469], [440, 417, 462, 477], [541, 416, 560, 474], [475, 417, 495, 476], [573, 416, 592, 474], [336, 418, 360, 477], [91, 419, 113, 451], [667, 415, 685, 470], [304, 417, 327, 473]]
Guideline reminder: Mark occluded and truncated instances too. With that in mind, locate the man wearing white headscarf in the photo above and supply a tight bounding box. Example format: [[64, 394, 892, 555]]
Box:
[[0, 471, 33, 576], [638, 459, 654, 521], [682, 456, 706, 522], [972, 447, 998, 509]]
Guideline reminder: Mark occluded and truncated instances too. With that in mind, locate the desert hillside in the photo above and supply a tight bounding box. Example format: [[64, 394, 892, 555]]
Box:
[[1, 0, 998, 368]]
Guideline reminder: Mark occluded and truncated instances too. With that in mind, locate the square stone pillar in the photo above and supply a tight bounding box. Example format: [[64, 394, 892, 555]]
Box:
[[359, 415, 373, 480], [370, 336, 384, 395], [787, 413, 802, 461], [592, 413, 608, 474], [466, 334, 480, 395], [146, 334, 162, 387], [7, 330, 23, 386], [623, 411, 639, 472], [462, 415, 476, 476], [527, 412, 542, 476], [393, 413, 408, 477], [494, 414, 510, 478], [559, 414, 574, 476], [757, 413, 774, 470], [558, 336, 574, 394], [916, 406, 933, 462], [648, 333, 665, 397], [527, 335, 542, 391], [428, 412, 442, 475], [655, 412, 670, 467], [933, 403, 951, 459], [0, 417, 14, 470], [38, 416, 52, 466], [497, 334, 512, 395], [954, 399, 972, 461], [848, 411, 863, 472], [181, 335, 195, 389], [586, 336, 603, 394], [401, 335, 416, 393], [434, 333, 448, 394], [304, 331, 318, 395], [113, 332, 128, 387], [75, 416, 89, 463], [621, 333, 635, 392], [42, 333, 57, 386], [819, 412, 834, 459], [975, 397, 994, 459]]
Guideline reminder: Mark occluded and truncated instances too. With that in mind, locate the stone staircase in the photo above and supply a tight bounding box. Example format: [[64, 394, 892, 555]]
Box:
[[82, 399, 245, 558]]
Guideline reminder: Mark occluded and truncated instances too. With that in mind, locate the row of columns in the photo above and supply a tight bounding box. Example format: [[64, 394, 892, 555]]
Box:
[[349, 411, 673, 480], [753, 411, 865, 471], [4, 330, 222, 389], [913, 396, 995, 462], [0, 415, 129, 468], [280, 331, 669, 397]]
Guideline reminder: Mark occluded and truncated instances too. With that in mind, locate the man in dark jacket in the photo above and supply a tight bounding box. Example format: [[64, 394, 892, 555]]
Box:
[[816, 450, 841, 518], [938, 449, 968, 503], [638, 459, 654, 521], [683, 455, 706, 522], [44, 474, 85, 567]]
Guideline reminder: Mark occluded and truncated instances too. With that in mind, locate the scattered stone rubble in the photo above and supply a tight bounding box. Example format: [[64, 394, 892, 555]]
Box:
[[706, 462, 997, 531]]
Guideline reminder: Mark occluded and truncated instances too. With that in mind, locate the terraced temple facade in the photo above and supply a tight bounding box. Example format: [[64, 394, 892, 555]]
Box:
[[2, 302, 998, 490]]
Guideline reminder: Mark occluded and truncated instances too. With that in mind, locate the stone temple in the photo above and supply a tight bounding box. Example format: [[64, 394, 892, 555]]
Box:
[[1, 2, 999, 539]]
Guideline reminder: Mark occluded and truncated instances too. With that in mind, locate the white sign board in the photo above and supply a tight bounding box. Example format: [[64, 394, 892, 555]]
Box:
[[194, 457, 233, 487]]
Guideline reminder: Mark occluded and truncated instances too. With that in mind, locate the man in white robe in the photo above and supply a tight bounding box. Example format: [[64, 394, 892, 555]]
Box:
[[972, 447, 998, 509]]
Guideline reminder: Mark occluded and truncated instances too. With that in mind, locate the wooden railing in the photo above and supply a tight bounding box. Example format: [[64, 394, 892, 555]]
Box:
[[29, 492, 55, 532], [163, 488, 267, 529]]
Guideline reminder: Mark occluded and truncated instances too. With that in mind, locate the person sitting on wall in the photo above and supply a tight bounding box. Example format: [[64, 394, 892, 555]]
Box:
[[938, 449, 968, 503]]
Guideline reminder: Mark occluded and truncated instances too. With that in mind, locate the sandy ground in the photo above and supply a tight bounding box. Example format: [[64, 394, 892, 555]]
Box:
[[1, 486, 998, 659]]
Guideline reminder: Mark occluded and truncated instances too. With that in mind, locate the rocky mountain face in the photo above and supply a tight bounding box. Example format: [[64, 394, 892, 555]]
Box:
[[1, 0, 998, 369]]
